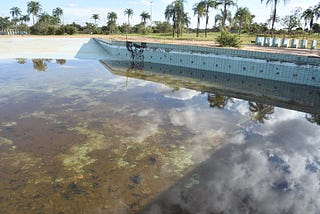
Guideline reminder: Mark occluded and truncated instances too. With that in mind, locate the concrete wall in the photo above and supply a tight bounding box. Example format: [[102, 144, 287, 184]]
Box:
[[0, 38, 108, 59], [95, 38, 320, 87]]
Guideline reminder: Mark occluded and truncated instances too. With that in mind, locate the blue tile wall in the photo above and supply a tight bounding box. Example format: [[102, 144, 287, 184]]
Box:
[[94, 38, 320, 87]]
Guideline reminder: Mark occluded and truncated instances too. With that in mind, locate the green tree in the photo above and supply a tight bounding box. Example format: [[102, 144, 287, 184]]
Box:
[[52, 7, 63, 24], [249, 101, 274, 123], [193, 2, 206, 37], [124, 8, 133, 26], [27, 1, 42, 25], [306, 114, 320, 125], [20, 15, 30, 24], [301, 4, 320, 33], [32, 59, 48, 72], [214, 14, 223, 27], [207, 93, 232, 109], [152, 21, 172, 33], [92, 14, 100, 25], [10, 7, 21, 19], [16, 58, 27, 64], [107, 12, 118, 34], [56, 59, 66, 65], [165, 3, 177, 37], [140, 11, 151, 28], [0, 16, 11, 29], [217, 0, 236, 28], [124, 8, 133, 38], [202, 0, 219, 37], [261, 0, 289, 32], [165, 0, 186, 38], [234, 7, 255, 34], [281, 14, 299, 34], [38, 12, 51, 23]]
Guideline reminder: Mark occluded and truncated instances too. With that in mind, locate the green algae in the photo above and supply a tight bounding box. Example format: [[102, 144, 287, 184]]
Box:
[[2, 151, 41, 171], [19, 111, 62, 124], [0, 136, 13, 146], [60, 123, 108, 174]]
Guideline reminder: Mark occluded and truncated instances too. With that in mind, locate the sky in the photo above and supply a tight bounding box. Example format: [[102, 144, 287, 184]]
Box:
[[0, 0, 319, 28]]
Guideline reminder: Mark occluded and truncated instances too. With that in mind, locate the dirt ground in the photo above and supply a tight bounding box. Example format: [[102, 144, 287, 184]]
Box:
[[2, 34, 320, 57]]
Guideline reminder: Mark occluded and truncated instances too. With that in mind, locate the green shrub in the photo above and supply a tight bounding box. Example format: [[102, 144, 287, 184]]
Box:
[[55, 26, 65, 35], [47, 26, 56, 35], [216, 29, 241, 48], [65, 26, 77, 35]]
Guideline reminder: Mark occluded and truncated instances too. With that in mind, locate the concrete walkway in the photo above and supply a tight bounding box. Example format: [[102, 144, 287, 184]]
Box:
[[0, 37, 108, 59], [0, 35, 319, 59], [241, 44, 320, 58]]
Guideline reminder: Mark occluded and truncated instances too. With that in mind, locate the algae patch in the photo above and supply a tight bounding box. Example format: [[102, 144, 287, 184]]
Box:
[[0, 137, 13, 146], [60, 123, 108, 174], [19, 111, 62, 124]]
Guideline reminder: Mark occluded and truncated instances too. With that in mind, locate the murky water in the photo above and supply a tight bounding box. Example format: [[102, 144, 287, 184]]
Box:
[[0, 59, 319, 214]]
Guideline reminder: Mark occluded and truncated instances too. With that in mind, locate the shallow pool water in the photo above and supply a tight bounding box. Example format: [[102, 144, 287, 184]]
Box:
[[0, 59, 319, 213]]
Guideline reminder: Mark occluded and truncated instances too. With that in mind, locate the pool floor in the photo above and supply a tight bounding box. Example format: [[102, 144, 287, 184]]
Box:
[[0, 59, 319, 213]]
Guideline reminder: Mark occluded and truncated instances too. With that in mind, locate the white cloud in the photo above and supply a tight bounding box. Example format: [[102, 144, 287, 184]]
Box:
[[141, 0, 153, 5], [156, 85, 201, 101]]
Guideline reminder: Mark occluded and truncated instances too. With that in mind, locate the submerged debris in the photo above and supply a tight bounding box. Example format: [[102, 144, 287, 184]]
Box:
[[130, 174, 142, 184]]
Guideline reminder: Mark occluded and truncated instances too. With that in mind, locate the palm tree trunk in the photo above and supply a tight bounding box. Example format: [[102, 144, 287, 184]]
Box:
[[223, 3, 227, 27], [309, 18, 314, 35], [205, 6, 209, 38], [172, 20, 176, 37], [196, 16, 200, 37], [271, 7, 276, 31], [205, 17, 209, 37]]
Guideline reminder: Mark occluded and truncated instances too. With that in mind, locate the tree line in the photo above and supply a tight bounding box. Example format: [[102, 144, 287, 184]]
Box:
[[0, 0, 320, 36]]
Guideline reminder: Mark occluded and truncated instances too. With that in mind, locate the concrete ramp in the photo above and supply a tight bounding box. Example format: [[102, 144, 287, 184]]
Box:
[[0, 37, 108, 59]]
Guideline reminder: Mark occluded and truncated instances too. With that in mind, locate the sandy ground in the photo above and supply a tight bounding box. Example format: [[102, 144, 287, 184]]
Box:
[[1, 34, 320, 57]]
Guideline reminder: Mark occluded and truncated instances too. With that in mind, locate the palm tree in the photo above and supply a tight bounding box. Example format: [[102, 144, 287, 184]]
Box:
[[107, 12, 117, 22], [217, 0, 236, 28], [20, 15, 30, 24], [214, 14, 223, 27], [107, 12, 118, 34], [202, 0, 219, 38], [165, 0, 186, 38], [207, 93, 232, 109], [180, 12, 191, 36], [140, 11, 151, 28], [16, 58, 27, 64], [248, 101, 274, 123], [165, 3, 176, 37], [32, 59, 48, 72], [27, 1, 42, 25], [10, 7, 21, 19], [124, 8, 134, 26], [261, 0, 289, 32], [306, 114, 320, 125], [124, 8, 133, 39], [92, 14, 100, 25], [301, 4, 320, 33], [234, 7, 255, 34], [52, 7, 63, 24], [193, 2, 206, 37], [56, 59, 66, 65]]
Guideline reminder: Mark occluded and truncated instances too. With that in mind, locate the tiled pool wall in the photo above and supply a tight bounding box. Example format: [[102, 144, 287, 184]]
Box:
[[95, 38, 320, 87], [103, 60, 320, 114]]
